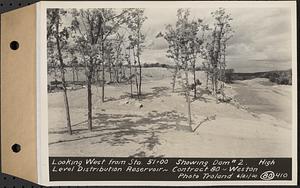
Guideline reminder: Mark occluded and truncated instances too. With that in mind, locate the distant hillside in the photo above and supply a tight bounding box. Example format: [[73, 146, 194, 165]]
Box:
[[231, 69, 292, 85]]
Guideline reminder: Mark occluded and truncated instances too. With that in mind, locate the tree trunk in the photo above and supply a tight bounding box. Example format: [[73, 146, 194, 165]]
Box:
[[172, 48, 180, 93], [95, 69, 98, 82], [172, 67, 178, 92], [101, 62, 105, 102], [61, 65, 72, 135], [116, 68, 119, 83], [193, 62, 196, 98], [221, 44, 226, 100], [138, 57, 142, 96], [214, 75, 217, 96], [121, 65, 125, 80], [55, 21, 72, 135], [135, 66, 139, 97], [213, 68, 218, 102], [72, 67, 75, 83], [132, 48, 139, 98], [184, 70, 192, 130], [214, 23, 224, 100], [212, 68, 217, 96], [137, 16, 142, 98], [109, 65, 112, 82], [123, 65, 126, 78], [87, 75, 93, 131], [206, 71, 209, 89], [129, 62, 133, 97], [62, 87, 72, 135], [212, 73, 215, 95], [76, 69, 79, 81]]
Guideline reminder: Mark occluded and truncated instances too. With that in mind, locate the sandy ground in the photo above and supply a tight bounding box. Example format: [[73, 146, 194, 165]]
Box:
[[231, 78, 292, 124], [48, 68, 292, 157]]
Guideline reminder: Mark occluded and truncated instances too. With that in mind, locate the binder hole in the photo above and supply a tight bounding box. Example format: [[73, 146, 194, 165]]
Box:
[[10, 41, 19, 50], [11, 144, 21, 153], [9, 3, 12, 6], [19, 3, 22, 6]]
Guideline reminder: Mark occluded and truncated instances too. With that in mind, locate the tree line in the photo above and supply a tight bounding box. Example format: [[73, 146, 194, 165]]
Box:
[[47, 7, 234, 134], [230, 69, 292, 85]]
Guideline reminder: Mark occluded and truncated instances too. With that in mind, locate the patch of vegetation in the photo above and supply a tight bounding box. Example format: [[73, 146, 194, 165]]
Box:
[[143, 62, 172, 68], [230, 69, 292, 85], [267, 69, 292, 85], [224, 69, 234, 84]]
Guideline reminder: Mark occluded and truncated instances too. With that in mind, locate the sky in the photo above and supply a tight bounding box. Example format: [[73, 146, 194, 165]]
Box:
[[55, 5, 294, 73], [140, 7, 293, 73]]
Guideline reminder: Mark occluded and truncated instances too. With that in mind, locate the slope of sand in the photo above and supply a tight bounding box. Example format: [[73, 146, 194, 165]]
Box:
[[231, 78, 292, 124], [48, 69, 292, 157]]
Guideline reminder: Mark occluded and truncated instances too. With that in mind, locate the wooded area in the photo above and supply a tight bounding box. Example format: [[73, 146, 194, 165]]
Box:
[[47, 8, 234, 134]]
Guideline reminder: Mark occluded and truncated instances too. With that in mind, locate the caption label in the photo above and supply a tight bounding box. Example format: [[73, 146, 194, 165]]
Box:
[[49, 157, 292, 181]]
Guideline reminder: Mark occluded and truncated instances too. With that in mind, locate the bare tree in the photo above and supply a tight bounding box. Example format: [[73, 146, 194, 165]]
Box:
[[104, 40, 115, 83], [188, 19, 204, 99], [164, 9, 200, 130], [114, 33, 125, 83], [127, 8, 147, 98], [125, 45, 134, 97], [47, 9, 72, 135], [70, 8, 130, 130], [163, 26, 180, 92], [163, 13, 205, 98], [205, 8, 234, 100]]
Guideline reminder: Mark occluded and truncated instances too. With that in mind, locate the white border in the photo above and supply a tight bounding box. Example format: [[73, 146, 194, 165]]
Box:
[[36, 2, 41, 184], [37, 1, 50, 185], [37, 1, 297, 186], [291, 2, 298, 184]]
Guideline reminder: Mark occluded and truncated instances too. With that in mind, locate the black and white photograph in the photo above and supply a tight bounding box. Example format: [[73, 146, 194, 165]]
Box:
[[46, 2, 296, 159]]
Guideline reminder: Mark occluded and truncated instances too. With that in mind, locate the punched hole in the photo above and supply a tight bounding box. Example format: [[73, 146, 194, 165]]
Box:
[[11, 144, 21, 153], [10, 41, 19, 50]]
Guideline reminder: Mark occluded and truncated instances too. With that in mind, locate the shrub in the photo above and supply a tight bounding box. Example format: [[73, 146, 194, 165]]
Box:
[[267, 69, 292, 85], [224, 69, 234, 83]]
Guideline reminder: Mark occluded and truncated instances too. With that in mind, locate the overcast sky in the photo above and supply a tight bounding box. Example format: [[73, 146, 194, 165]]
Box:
[[55, 5, 294, 73], [140, 7, 293, 73]]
